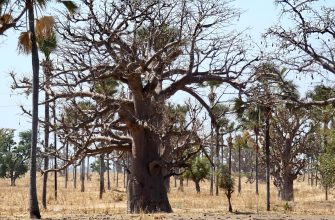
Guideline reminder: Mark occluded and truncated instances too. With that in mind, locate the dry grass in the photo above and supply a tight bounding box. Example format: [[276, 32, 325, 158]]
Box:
[[0, 172, 334, 219]]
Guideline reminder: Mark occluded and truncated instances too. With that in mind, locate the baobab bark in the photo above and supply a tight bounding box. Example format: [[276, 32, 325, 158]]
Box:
[[127, 128, 172, 213], [280, 177, 294, 201]]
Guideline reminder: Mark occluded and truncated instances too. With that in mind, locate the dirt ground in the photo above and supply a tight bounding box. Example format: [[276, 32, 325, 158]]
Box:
[[1, 174, 334, 220], [29, 213, 335, 220]]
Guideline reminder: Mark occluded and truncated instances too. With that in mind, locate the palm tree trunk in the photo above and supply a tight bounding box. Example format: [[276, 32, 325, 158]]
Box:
[[228, 136, 232, 175], [86, 156, 90, 180], [215, 126, 220, 196], [73, 164, 77, 189], [123, 162, 126, 188], [53, 103, 58, 200], [65, 142, 68, 188], [265, 109, 271, 211], [210, 125, 214, 196], [255, 130, 259, 195], [28, 0, 41, 217], [238, 144, 241, 194], [42, 59, 51, 209], [116, 162, 119, 187], [107, 156, 111, 190], [80, 158, 85, 192], [99, 154, 105, 199]]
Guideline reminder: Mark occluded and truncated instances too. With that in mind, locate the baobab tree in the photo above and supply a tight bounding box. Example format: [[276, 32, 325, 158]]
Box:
[[270, 105, 316, 201], [41, 0, 256, 213], [266, 0, 335, 92]]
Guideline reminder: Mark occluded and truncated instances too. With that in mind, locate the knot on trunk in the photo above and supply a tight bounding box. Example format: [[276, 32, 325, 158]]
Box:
[[149, 160, 163, 176]]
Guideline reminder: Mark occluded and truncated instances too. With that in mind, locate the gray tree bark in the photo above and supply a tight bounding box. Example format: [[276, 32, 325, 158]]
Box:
[[28, 0, 41, 217]]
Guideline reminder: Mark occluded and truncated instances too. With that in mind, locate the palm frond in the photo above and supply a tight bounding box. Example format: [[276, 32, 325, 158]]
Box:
[[0, 13, 12, 24], [17, 31, 32, 55], [37, 32, 57, 59], [36, 16, 55, 38]]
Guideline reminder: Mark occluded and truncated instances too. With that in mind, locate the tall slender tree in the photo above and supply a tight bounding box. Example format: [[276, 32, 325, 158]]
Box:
[[14, 1, 77, 217]]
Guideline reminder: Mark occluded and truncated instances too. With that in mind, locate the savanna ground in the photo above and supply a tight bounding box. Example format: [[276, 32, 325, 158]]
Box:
[[0, 172, 334, 219]]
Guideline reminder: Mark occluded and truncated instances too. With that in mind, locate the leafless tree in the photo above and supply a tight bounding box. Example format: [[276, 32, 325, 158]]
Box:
[[266, 0, 335, 90], [270, 105, 316, 201], [11, 0, 256, 213]]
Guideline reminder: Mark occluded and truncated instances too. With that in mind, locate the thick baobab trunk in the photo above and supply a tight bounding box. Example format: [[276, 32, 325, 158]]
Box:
[[162, 168, 171, 192], [280, 177, 294, 201], [127, 128, 172, 213]]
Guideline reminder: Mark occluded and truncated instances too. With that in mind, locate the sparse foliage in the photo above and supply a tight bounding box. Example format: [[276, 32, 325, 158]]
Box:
[[0, 129, 31, 186]]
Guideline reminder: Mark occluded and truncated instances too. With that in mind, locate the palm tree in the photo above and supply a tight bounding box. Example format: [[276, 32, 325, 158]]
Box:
[[16, 1, 77, 217], [23, 15, 57, 209], [253, 62, 297, 211], [233, 98, 264, 195]]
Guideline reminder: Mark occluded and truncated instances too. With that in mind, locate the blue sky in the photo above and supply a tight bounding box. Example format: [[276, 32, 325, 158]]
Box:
[[0, 1, 281, 134]]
